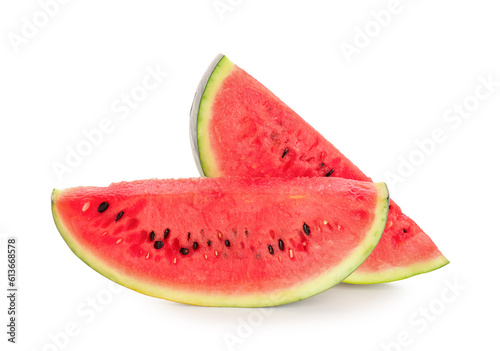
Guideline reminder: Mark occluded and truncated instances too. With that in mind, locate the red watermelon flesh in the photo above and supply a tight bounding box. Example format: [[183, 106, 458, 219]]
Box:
[[191, 55, 448, 283], [52, 177, 389, 307]]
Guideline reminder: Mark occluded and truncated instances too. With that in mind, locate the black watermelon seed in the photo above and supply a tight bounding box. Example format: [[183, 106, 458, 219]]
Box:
[[164, 228, 170, 239], [207, 240, 212, 247], [303, 223, 311, 236], [193, 242, 199, 250], [278, 239, 284, 251], [149, 231, 156, 241], [98, 202, 109, 213], [325, 169, 334, 177], [282, 148, 289, 158], [187, 232, 191, 240], [403, 228, 407, 233], [115, 211, 124, 221], [320, 163, 325, 168], [154, 241, 163, 249], [180, 248, 189, 255], [225, 240, 230, 247], [268, 245, 274, 255]]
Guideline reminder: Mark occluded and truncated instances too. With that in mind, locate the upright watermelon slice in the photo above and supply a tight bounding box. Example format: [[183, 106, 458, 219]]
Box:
[[190, 54, 449, 284], [52, 177, 389, 307]]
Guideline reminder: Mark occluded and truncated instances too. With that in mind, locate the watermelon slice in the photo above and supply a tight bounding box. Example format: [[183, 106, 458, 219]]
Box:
[[190, 54, 449, 284], [52, 177, 389, 307]]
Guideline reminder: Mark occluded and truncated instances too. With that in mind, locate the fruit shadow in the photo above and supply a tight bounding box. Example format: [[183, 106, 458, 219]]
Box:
[[163, 282, 400, 323], [290, 282, 400, 311]]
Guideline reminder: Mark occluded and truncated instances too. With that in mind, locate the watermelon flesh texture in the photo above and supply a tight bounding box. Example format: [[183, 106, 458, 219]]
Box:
[[191, 55, 449, 284], [52, 177, 389, 307]]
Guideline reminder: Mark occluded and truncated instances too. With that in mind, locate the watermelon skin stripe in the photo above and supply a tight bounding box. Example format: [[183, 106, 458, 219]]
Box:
[[51, 178, 389, 307], [191, 55, 449, 284]]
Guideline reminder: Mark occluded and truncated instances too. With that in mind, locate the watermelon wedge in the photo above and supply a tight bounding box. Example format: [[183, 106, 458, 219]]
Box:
[[190, 54, 449, 284], [52, 177, 389, 307]]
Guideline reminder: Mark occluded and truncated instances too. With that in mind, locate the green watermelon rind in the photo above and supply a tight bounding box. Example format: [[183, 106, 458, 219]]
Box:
[[192, 54, 234, 178], [190, 53, 226, 177], [343, 255, 449, 284], [51, 184, 389, 307]]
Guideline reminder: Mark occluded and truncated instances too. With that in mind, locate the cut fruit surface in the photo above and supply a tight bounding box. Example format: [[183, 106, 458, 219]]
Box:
[[190, 54, 449, 284], [52, 177, 388, 307]]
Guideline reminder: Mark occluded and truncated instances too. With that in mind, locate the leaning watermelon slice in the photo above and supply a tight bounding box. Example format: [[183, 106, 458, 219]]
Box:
[[190, 54, 449, 284], [52, 177, 389, 307]]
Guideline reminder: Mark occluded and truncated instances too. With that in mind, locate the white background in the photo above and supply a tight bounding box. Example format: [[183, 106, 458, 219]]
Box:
[[1, 1, 499, 350]]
